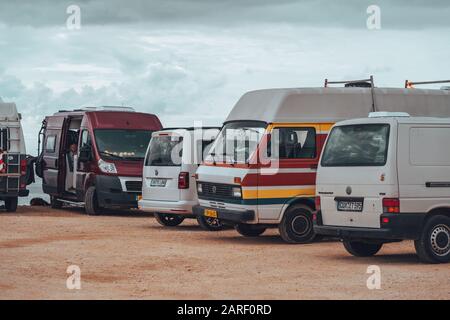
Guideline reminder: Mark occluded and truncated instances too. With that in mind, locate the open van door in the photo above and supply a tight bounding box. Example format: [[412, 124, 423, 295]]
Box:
[[41, 116, 67, 196]]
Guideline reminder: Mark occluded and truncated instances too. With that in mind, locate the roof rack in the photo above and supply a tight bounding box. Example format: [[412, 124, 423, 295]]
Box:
[[405, 79, 450, 89], [324, 75, 376, 112]]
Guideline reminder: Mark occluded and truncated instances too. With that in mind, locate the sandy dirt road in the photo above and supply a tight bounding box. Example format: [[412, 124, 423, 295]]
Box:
[[0, 206, 449, 300]]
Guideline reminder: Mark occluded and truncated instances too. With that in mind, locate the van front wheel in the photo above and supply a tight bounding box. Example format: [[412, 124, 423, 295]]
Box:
[[279, 204, 316, 243], [235, 224, 266, 237], [343, 240, 383, 257], [5, 197, 18, 212], [154, 213, 185, 227], [196, 216, 224, 231], [85, 186, 101, 216], [414, 215, 450, 264]]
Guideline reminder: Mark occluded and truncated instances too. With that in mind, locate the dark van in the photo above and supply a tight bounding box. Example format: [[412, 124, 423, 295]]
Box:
[[36, 106, 162, 214]]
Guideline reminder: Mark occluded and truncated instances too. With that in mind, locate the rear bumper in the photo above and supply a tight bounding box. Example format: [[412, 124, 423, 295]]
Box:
[[193, 205, 255, 224], [138, 199, 197, 215], [314, 211, 425, 240], [96, 175, 140, 209]]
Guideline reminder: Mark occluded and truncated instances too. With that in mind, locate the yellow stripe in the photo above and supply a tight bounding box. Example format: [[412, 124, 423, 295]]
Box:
[[243, 188, 316, 199], [267, 122, 334, 132]]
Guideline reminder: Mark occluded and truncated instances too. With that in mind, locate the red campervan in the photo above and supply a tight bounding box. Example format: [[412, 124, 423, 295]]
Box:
[[36, 106, 162, 214]]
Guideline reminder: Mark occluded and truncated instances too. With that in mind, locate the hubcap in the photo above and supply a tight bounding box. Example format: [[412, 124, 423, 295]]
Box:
[[291, 215, 310, 236], [206, 217, 221, 227], [430, 224, 450, 256]]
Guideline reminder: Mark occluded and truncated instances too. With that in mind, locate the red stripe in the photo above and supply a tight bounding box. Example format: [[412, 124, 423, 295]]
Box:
[[242, 172, 316, 187]]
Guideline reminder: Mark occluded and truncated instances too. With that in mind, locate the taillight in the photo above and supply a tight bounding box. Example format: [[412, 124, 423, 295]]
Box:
[[178, 172, 189, 189], [315, 196, 321, 211], [382, 198, 400, 213], [20, 159, 27, 175]]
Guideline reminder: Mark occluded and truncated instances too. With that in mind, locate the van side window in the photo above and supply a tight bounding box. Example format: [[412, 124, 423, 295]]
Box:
[[277, 127, 316, 159], [45, 135, 57, 152], [0, 128, 9, 151]]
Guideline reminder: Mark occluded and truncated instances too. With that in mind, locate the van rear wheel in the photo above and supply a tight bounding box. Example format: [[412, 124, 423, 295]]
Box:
[[235, 224, 266, 237], [154, 213, 185, 227], [196, 216, 224, 231], [85, 186, 101, 216], [50, 196, 63, 209], [4, 197, 18, 212], [414, 215, 450, 264], [343, 240, 383, 257], [279, 204, 316, 243]]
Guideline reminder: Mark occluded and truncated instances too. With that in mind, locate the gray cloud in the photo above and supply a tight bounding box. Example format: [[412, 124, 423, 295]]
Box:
[[1, 0, 450, 29]]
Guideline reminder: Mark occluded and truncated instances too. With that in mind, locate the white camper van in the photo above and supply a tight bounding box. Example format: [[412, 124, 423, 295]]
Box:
[[0, 103, 29, 212], [139, 127, 221, 229], [315, 114, 450, 263]]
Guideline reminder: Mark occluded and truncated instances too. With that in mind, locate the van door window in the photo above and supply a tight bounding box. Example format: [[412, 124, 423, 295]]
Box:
[[276, 127, 316, 159], [45, 135, 57, 152], [80, 130, 91, 149]]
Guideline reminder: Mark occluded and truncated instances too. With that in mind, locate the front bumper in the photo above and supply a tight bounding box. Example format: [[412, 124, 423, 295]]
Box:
[[314, 211, 425, 241], [193, 205, 255, 224], [138, 199, 197, 215], [96, 175, 140, 209]]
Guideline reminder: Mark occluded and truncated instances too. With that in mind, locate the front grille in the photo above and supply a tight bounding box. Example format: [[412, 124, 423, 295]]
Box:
[[198, 182, 234, 199], [125, 180, 142, 192]]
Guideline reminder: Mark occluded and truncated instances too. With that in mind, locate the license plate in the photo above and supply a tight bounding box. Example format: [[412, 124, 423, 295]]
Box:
[[337, 200, 363, 212], [150, 178, 166, 187], [204, 209, 218, 218]]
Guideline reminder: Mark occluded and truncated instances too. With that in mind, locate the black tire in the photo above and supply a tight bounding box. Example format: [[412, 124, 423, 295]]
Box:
[[343, 240, 383, 257], [196, 215, 224, 231], [85, 186, 101, 216], [50, 196, 63, 209], [414, 215, 450, 264], [279, 204, 316, 243], [235, 224, 266, 237], [154, 213, 185, 227], [4, 197, 18, 212]]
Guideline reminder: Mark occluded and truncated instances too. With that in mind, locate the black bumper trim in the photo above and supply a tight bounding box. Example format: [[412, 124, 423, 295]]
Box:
[[95, 175, 140, 209], [314, 211, 425, 240], [193, 205, 255, 223]]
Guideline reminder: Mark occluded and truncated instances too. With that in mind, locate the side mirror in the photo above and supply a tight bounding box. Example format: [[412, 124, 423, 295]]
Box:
[[79, 145, 92, 163]]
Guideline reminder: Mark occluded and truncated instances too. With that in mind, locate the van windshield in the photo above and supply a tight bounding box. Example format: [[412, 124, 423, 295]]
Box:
[[321, 124, 390, 167], [146, 135, 183, 166], [94, 129, 154, 161], [206, 121, 266, 164]]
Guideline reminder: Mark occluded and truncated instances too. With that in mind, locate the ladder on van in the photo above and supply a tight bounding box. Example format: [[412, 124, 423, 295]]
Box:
[[405, 79, 450, 89], [0, 126, 22, 192], [324, 75, 377, 112]]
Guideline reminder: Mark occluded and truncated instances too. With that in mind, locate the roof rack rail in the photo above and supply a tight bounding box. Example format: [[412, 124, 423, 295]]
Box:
[[405, 79, 450, 88], [324, 75, 376, 112]]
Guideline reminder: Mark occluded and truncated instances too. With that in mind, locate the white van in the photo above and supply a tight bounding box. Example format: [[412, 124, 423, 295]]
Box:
[[139, 127, 221, 229], [315, 114, 450, 263], [0, 102, 30, 212]]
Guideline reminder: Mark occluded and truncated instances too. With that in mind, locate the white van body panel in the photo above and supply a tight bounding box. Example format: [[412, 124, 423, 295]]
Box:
[[0, 103, 26, 154], [397, 122, 450, 213], [317, 118, 398, 229], [139, 128, 218, 214]]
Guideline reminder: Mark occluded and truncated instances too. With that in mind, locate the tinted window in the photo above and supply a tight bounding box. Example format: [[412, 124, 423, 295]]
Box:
[[0, 128, 9, 151], [321, 124, 390, 167], [277, 127, 316, 159], [146, 135, 183, 166]]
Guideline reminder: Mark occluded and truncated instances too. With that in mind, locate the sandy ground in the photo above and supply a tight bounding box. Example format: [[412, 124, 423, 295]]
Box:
[[0, 206, 449, 300]]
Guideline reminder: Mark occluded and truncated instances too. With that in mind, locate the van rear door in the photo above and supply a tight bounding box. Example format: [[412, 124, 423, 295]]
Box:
[[42, 116, 67, 195], [142, 132, 184, 202], [317, 122, 397, 229]]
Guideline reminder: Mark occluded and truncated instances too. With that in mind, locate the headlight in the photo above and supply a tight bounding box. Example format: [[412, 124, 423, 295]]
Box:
[[98, 159, 117, 174], [232, 186, 242, 198], [197, 183, 203, 193]]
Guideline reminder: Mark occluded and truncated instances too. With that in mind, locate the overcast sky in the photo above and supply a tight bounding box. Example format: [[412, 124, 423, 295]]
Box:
[[0, 0, 449, 154]]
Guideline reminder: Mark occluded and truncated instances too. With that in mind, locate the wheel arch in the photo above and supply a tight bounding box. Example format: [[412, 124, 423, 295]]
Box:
[[279, 196, 315, 222]]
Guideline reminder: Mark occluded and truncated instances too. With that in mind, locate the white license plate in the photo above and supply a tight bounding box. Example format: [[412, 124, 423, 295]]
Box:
[[150, 178, 167, 187], [337, 200, 363, 212]]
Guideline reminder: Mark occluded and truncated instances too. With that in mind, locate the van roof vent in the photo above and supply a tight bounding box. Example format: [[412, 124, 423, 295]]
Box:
[[369, 112, 410, 118], [80, 106, 135, 112]]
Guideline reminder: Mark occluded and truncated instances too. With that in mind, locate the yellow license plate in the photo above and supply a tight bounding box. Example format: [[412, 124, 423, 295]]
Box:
[[204, 209, 218, 218]]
